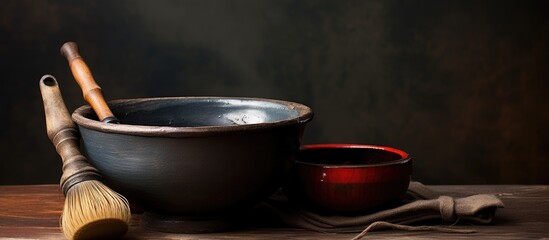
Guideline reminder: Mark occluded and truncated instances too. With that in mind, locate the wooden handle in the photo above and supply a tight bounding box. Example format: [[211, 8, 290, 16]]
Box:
[[60, 42, 119, 123], [39, 75, 101, 195]]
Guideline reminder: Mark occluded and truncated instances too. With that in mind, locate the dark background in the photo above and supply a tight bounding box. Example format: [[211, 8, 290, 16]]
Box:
[[1, 0, 547, 185]]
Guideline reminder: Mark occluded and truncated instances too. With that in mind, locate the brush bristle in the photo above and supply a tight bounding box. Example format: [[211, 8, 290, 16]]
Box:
[[61, 180, 132, 240]]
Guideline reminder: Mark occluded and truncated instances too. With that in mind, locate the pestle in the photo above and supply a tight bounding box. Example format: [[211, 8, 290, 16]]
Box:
[[60, 42, 120, 124]]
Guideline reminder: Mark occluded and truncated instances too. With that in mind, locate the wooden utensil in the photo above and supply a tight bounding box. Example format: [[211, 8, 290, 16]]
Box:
[[60, 42, 119, 123], [39, 74, 131, 239]]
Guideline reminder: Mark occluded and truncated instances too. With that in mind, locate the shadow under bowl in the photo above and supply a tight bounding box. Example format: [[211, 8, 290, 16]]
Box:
[[72, 97, 313, 233], [286, 144, 412, 214]]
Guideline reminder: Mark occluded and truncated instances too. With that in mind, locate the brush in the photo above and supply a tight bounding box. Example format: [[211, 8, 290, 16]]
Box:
[[39, 74, 131, 240], [60, 41, 119, 124]]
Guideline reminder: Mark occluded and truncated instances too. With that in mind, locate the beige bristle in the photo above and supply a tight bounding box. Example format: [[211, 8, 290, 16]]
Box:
[[61, 180, 132, 240]]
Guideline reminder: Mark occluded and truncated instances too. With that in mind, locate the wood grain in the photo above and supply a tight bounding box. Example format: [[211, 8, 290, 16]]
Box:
[[0, 185, 547, 239], [0, 185, 63, 239]]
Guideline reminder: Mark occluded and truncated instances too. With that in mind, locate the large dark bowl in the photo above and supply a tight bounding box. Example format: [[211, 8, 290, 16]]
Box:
[[286, 144, 412, 214], [72, 97, 313, 232]]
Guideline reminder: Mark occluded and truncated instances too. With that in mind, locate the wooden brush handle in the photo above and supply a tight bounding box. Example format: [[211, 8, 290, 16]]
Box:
[[39, 75, 101, 195], [60, 42, 119, 123]]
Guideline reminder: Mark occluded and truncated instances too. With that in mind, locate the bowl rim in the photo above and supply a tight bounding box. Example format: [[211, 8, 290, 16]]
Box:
[[72, 96, 314, 137], [296, 143, 411, 168]]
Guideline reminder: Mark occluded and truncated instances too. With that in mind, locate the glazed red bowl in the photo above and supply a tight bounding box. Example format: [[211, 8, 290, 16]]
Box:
[[286, 144, 412, 214]]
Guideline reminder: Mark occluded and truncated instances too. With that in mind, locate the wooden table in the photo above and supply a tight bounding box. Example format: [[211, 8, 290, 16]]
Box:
[[0, 185, 547, 239]]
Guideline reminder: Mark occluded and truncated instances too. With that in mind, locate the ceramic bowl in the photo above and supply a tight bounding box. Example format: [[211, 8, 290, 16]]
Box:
[[72, 97, 313, 232], [286, 144, 412, 214]]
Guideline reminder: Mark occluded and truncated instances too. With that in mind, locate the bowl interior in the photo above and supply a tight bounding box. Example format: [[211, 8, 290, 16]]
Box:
[[297, 144, 408, 166], [80, 98, 304, 127]]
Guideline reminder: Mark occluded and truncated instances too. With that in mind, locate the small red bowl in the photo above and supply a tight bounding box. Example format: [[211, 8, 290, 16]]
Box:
[[286, 144, 412, 214]]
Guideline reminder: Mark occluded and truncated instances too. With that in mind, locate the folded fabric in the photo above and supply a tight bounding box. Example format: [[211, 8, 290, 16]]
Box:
[[257, 181, 504, 235]]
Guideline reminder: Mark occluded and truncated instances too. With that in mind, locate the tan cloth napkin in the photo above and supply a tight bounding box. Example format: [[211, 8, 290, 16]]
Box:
[[257, 182, 504, 237]]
